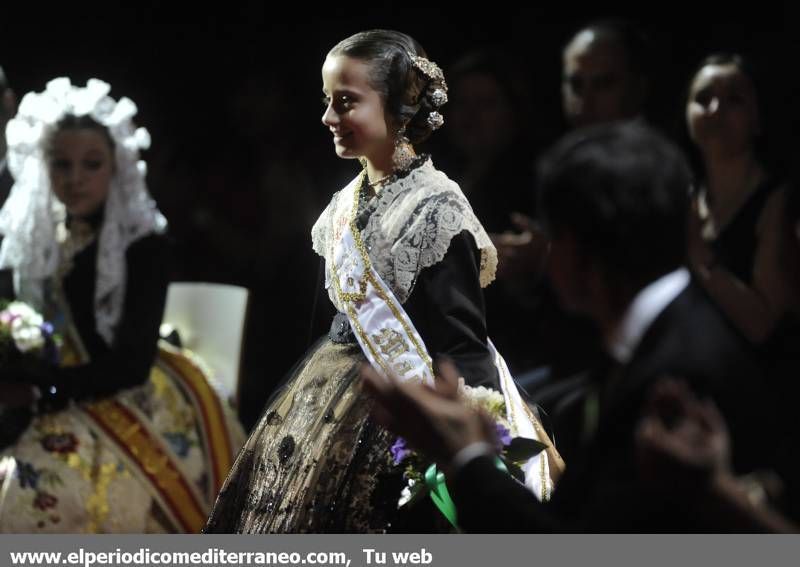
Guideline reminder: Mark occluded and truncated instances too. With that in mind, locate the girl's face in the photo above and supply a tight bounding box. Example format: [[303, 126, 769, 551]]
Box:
[[686, 64, 760, 159], [48, 128, 114, 218], [321, 55, 394, 164]]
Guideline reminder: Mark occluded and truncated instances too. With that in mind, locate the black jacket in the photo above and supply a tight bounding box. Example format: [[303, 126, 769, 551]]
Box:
[[452, 279, 773, 532]]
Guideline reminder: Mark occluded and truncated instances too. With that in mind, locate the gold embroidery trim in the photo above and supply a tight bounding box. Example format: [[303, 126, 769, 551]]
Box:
[[36, 417, 126, 533], [496, 354, 550, 501], [345, 304, 393, 378], [156, 344, 235, 497], [329, 171, 434, 378], [84, 399, 207, 533], [84, 462, 121, 533]]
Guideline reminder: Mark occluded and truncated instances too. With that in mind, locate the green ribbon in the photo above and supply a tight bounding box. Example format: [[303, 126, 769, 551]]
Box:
[[424, 464, 458, 529], [424, 457, 508, 530]]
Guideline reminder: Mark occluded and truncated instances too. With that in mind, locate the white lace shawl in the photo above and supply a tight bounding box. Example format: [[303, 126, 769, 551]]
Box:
[[0, 78, 167, 345], [312, 158, 497, 306]]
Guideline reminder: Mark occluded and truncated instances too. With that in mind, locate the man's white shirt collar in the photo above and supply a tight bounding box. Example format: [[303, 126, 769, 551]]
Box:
[[607, 268, 691, 364]]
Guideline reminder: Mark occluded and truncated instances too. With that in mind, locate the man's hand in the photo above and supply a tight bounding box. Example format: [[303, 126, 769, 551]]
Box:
[[361, 359, 496, 473], [636, 379, 731, 487]]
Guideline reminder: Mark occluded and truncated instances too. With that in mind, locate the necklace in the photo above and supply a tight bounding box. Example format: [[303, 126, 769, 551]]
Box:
[[361, 154, 429, 192], [365, 172, 394, 189]]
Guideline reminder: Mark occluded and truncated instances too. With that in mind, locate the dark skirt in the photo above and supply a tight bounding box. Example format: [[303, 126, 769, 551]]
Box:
[[204, 338, 410, 533]]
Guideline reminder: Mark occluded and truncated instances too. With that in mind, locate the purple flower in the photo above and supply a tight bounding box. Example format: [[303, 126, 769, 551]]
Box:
[[390, 437, 411, 465], [495, 423, 512, 447], [40, 322, 54, 336]]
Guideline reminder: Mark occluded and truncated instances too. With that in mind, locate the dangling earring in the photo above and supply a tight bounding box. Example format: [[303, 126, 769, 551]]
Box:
[[392, 126, 416, 172]]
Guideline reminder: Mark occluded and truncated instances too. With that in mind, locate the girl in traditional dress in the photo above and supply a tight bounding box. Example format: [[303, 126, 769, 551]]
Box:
[[0, 78, 244, 533], [204, 30, 560, 533]]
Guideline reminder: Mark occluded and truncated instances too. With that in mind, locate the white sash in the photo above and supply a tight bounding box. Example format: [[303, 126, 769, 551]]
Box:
[[328, 173, 434, 385], [329, 172, 552, 500]]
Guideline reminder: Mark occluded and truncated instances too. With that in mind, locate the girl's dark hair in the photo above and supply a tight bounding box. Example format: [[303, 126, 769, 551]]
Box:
[[44, 113, 115, 159], [328, 29, 445, 144]]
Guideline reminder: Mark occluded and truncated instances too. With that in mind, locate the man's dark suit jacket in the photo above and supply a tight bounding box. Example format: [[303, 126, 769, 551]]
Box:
[[452, 279, 775, 532]]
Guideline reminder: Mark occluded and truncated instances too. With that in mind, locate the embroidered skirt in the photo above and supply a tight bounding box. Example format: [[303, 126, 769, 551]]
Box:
[[203, 338, 414, 533], [0, 345, 245, 533]]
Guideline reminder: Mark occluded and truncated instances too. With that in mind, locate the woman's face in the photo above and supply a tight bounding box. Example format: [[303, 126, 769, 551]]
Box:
[[48, 128, 114, 218], [321, 55, 394, 163], [686, 64, 760, 158]]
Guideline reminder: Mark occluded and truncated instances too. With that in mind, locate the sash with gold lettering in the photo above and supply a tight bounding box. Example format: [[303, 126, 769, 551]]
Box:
[[328, 172, 554, 501]]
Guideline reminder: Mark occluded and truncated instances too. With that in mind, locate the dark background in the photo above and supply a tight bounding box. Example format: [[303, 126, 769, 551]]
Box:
[[2, 2, 797, 427]]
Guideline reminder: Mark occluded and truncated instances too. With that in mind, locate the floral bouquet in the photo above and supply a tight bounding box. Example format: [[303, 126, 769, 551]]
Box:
[[390, 381, 546, 528], [0, 300, 60, 449], [0, 301, 59, 366]]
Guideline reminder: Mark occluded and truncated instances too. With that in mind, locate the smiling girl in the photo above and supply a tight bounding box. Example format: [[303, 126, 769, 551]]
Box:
[[205, 29, 557, 533]]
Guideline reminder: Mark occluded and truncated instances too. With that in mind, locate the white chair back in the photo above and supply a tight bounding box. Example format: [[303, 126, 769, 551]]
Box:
[[161, 282, 249, 402]]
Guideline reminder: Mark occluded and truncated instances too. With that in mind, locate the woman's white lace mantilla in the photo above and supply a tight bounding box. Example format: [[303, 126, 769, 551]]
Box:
[[0, 78, 166, 345], [312, 158, 497, 307]]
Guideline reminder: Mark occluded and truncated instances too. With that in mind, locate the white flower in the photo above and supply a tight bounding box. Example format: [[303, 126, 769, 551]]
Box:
[[2, 301, 46, 352], [398, 486, 413, 508], [4, 301, 43, 325], [12, 324, 44, 352], [464, 384, 504, 405], [461, 384, 506, 418], [427, 111, 444, 130], [431, 88, 448, 108], [398, 479, 416, 508]]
